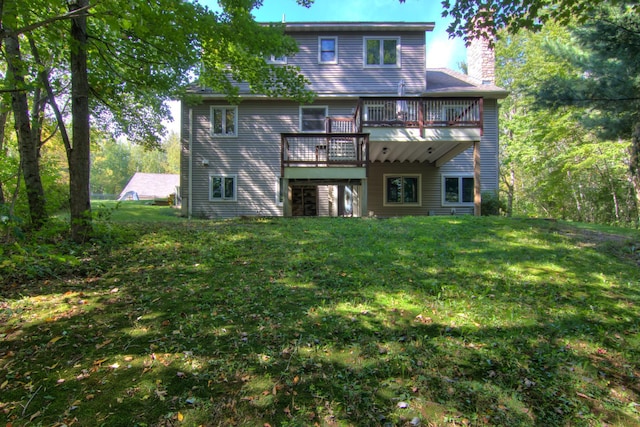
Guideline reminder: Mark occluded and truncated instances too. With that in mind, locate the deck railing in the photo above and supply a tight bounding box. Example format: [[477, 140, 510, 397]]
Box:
[[281, 97, 482, 172], [357, 97, 483, 130], [281, 133, 369, 171]]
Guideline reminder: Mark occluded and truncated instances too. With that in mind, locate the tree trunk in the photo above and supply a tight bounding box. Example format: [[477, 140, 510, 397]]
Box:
[[5, 31, 47, 228], [0, 108, 8, 205], [69, 0, 92, 242]]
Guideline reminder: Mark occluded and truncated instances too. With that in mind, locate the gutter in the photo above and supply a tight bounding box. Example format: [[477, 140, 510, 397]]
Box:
[[188, 108, 193, 219]]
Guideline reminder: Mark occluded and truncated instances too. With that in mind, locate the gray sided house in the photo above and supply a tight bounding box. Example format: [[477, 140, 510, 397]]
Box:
[[180, 22, 507, 218]]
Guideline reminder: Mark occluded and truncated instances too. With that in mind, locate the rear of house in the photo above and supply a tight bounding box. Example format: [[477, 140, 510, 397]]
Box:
[[180, 21, 507, 218]]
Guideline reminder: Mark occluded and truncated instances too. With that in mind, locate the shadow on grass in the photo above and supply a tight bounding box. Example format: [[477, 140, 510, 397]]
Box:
[[1, 217, 639, 426]]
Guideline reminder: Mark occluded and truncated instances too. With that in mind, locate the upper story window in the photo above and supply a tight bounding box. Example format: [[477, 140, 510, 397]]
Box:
[[266, 54, 287, 65], [364, 37, 400, 68], [210, 106, 237, 137], [300, 106, 328, 132], [318, 37, 338, 64]]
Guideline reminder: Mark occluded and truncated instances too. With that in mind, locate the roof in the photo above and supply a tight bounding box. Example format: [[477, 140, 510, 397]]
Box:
[[277, 21, 435, 33], [118, 173, 179, 200], [424, 69, 509, 99]]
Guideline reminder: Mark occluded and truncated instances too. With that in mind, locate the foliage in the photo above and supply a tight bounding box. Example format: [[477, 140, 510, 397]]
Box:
[[495, 23, 638, 225], [428, 0, 639, 43], [480, 190, 504, 216], [90, 133, 180, 198], [1, 216, 639, 426], [1, 0, 314, 235], [534, 5, 640, 141]]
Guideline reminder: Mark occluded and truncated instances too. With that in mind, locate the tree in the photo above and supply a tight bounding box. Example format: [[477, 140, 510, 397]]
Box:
[[430, 0, 639, 43], [533, 5, 640, 218], [1, 0, 313, 240], [496, 21, 638, 224]]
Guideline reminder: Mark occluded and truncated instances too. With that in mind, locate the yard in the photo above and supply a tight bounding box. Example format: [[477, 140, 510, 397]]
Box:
[[1, 209, 639, 426]]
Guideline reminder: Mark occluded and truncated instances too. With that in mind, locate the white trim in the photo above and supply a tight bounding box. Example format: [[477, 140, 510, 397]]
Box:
[[209, 174, 238, 202], [441, 174, 475, 206], [210, 105, 238, 137], [318, 36, 338, 64], [383, 174, 421, 207], [363, 36, 401, 68], [266, 54, 287, 65], [276, 178, 284, 206], [299, 105, 328, 132]]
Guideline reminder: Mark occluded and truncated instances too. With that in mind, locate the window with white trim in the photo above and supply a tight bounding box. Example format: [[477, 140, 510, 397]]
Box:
[[364, 37, 400, 67], [210, 106, 237, 137], [266, 54, 287, 64], [443, 175, 474, 205], [384, 174, 420, 206], [300, 106, 328, 132], [318, 37, 338, 64], [210, 175, 237, 201]]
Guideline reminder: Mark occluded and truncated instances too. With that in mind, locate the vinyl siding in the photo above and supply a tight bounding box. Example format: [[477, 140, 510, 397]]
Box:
[[181, 99, 363, 218], [182, 98, 500, 218], [439, 98, 499, 192], [286, 31, 426, 95]]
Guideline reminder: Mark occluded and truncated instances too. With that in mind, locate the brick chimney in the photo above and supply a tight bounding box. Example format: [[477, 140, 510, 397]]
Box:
[[467, 35, 495, 86]]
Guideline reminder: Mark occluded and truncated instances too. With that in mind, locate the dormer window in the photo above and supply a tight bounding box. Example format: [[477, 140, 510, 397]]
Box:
[[364, 37, 400, 67], [318, 37, 338, 64]]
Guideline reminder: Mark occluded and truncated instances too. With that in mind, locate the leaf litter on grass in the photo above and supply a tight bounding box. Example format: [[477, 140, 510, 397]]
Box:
[[1, 217, 639, 426]]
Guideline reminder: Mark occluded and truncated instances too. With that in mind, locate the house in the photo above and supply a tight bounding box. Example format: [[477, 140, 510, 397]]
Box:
[[180, 21, 507, 218], [118, 172, 180, 202]]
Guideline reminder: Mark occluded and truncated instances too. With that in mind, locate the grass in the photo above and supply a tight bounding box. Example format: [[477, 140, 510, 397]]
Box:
[[1, 213, 639, 426], [92, 200, 184, 222]]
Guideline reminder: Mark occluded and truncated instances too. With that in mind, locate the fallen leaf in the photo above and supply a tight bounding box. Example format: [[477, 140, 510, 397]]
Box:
[[48, 336, 63, 345], [0, 379, 8, 389], [93, 358, 108, 366], [177, 412, 184, 422], [85, 394, 95, 400], [30, 411, 41, 421]]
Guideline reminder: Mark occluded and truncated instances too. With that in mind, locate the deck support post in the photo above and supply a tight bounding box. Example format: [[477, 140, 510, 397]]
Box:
[[474, 140, 481, 216], [360, 179, 368, 217]]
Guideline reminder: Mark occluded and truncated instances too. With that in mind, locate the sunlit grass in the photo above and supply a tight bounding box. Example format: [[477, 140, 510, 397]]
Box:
[[1, 216, 639, 426]]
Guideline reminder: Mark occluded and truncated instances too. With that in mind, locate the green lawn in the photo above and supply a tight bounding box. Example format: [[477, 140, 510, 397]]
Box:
[[92, 200, 184, 222], [1, 215, 639, 426]]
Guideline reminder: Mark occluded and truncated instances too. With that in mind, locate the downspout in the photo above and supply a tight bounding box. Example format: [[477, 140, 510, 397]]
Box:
[[188, 108, 193, 219]]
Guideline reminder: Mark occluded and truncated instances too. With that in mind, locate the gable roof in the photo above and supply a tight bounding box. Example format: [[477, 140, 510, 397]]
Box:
[[118, 173, 179, 200]]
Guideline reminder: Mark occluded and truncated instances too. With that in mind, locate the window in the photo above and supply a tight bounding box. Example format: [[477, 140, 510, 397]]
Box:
[[384, 175, 420, 206], [318, 37, 338, 64], [210, 175, 237, 201], [210, 106, 237, 137], [300, 106, 328, 132], [266, 54, 287, 64], [364, 37, 400, 67], [443, 176, 474, 205]]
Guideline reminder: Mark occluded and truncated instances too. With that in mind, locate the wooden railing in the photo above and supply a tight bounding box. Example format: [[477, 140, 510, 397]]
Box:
[[281, 133, 369, 171], [357, 97, 483, 131]]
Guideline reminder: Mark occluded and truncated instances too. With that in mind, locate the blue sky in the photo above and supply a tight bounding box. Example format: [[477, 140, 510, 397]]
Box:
[[165, 0, 466, 133]]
